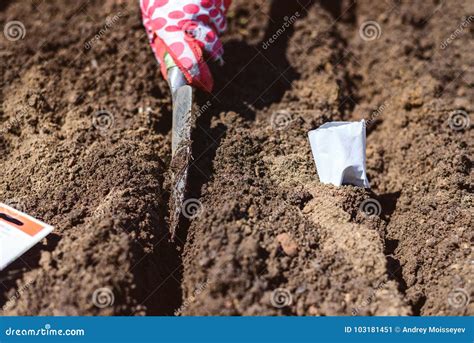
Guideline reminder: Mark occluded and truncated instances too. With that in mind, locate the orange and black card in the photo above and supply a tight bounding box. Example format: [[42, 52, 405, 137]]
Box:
[[0, 203, 53, 270]]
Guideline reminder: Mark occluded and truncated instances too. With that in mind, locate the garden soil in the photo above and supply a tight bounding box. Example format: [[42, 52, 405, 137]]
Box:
[[0, 0, 472, 315]]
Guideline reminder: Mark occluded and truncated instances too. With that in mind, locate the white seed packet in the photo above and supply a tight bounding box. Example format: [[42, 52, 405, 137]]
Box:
[[0, 203, 53, 270], [308, 120, 370, 188]]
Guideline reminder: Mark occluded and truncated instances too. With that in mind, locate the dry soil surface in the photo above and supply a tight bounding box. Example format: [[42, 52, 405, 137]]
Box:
[[0, 0, 472, 315]]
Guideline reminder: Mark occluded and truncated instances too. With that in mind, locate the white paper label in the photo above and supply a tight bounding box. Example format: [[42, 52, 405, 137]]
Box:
[[308, 120, 370, 188], [0, 203, 53, 270]]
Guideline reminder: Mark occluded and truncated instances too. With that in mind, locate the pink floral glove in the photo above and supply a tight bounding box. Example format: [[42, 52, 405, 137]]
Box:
[[140, 0, 231, 92]]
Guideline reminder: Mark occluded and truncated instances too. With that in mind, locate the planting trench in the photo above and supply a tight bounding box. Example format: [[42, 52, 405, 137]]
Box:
[[0, 0, 472, 316]]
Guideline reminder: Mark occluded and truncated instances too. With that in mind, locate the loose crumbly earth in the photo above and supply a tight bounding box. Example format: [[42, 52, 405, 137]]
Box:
[[0, 0, 472, 316]]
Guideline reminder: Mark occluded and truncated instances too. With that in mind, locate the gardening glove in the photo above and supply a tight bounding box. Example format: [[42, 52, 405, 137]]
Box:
[[140, 0, 231, 92]]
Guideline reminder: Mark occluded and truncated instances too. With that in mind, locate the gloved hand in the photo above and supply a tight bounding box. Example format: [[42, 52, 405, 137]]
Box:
[[140, 0, 231, 92]]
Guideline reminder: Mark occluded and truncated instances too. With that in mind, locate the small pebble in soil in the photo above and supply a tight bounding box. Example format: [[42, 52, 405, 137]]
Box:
[[276, 233, 298, 257]]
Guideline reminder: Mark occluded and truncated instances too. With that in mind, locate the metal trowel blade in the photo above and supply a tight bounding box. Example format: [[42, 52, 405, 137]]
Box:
[[169, 85, 194, 240]]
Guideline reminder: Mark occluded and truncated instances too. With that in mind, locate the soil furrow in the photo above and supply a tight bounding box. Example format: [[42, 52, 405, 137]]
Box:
[[0, 0, 471, 316]]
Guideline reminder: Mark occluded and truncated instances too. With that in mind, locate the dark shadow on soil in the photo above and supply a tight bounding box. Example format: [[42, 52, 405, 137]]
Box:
[[0, 0, 12, 12], [319, 0, 344, 18], [138, 243, 183, 315], [316, 0, 360, 119], [209, 0, 321, 120], [150, 84, 173, 136], [384, 237, 426, 316], [411, 294, 427, 316], [319, 0, 357, 24], [136, 198, 183, 316], [174, 105, 228, 247], [378, 191, 401, 219], [366, 119, 383, 137], [384, 239, 408, 294], [379, 192, 409, 307]]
